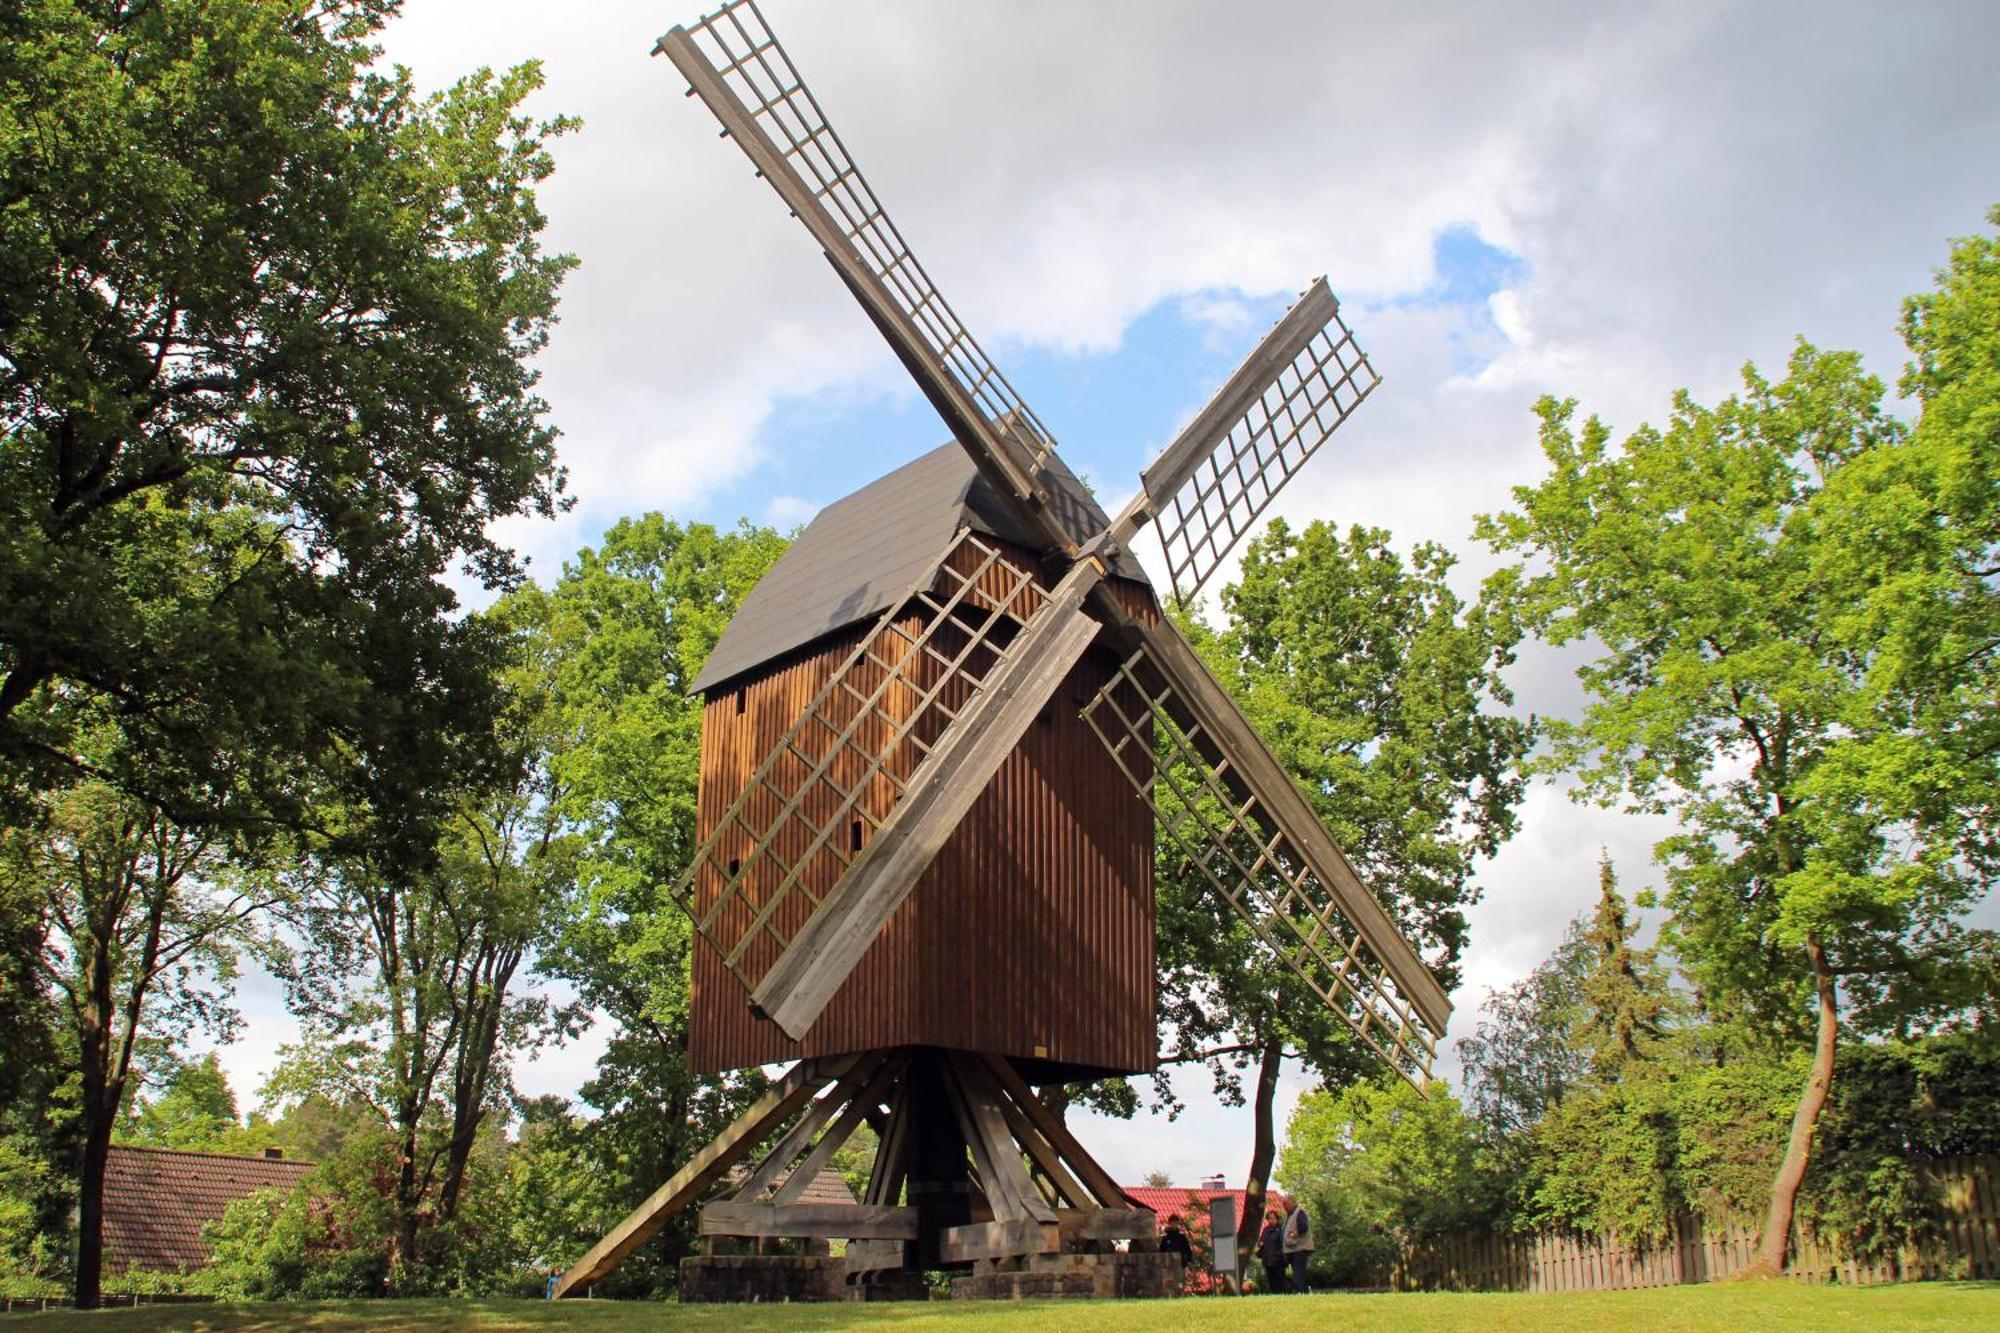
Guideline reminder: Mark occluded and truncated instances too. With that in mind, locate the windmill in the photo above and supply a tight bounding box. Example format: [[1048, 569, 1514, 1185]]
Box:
[[556, 0, 1451, 1302]]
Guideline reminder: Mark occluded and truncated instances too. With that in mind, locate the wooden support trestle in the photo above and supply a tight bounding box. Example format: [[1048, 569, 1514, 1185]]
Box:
[[555, 1048, 1155, 1298]]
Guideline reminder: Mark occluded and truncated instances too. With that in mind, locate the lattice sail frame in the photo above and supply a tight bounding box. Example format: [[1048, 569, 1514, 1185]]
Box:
[[1081, 642, 1439, 1084], [673, 530, 1052, 996], [1152, 306, 1380, 606], [675, 0, 1059, 472]]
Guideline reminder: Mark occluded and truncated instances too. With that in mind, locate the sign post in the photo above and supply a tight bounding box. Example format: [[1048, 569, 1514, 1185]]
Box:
[[1209, 1194, 1239, 1290]]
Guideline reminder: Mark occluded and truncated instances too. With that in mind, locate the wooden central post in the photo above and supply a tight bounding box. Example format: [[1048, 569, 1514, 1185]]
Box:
[[901, 1050, 974, 1267]]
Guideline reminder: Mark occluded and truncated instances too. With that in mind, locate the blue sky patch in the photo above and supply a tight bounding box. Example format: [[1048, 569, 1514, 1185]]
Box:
[[696, 225, 1525, 532]]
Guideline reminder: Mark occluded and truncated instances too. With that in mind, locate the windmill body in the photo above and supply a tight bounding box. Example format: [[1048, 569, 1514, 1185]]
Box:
[[556, 0, 1453, 1302], [687, 444, 1161, 1080]]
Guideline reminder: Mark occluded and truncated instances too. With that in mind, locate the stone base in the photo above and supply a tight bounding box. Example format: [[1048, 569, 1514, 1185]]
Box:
[[679, 1255, 847, 1303], [848, 1270, 931, 1301], [951, 1251, 1182, 1301]]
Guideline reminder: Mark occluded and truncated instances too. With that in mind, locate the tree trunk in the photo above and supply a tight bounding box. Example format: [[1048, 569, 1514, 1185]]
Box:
[[73, 1099, 113, 1310], [1748, 933, 1838, 1277], [1237, 1036, 1284, 1244]]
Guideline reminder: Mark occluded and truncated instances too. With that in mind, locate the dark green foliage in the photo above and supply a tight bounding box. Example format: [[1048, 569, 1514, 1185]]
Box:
[[1577, 856, 1669, 1073]]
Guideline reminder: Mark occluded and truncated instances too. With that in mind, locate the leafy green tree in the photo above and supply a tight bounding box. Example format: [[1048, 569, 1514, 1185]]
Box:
[[1276, 1077, 1495, 1287], [273, 779, 580, 1286], [1457, 920, 1592, 1144], [1480, 276, 2000, 1270], [1152, 519, 1531, 1235], [4, 3, 572, 1300], [1, 0, 572, 828], [506, 516, 788, 1291], [123, 1052, 238, 1150], [1, 781, 278, 1304], [0, 851, 70, 1284]]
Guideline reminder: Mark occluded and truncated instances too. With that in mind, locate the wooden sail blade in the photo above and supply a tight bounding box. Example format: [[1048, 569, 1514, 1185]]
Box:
[[1134, 277, 1379, 606], [656, 1, 1073, 555], [750, 556, 1109, 1038], [1080, 617, 1449, 1087], [669, 531, 1055, 1009]]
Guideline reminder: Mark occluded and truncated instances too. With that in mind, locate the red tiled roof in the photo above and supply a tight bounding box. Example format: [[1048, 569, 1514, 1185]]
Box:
[[102, 1145, 313, 1273], [1125, 1185, 1295, 1237]]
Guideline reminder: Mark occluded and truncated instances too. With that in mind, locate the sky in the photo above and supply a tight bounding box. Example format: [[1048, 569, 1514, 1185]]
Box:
[[203, 1, 2000, 1191]]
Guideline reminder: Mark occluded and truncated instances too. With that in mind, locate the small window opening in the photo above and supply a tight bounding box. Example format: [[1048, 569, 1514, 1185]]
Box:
[[733, 688, 746, 716], [726, 857, 740, 877], [850, 819, 864, 854]]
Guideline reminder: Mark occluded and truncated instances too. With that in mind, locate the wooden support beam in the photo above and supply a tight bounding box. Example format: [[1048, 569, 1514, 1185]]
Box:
[[552, 1056, 853, 1298], [995, 1096, 1090, 1211], [865, 1080, 911, 1207], [946, 1053, 1055, 1225], [939, 1218, 1061, 1264], [844, 1238, 907, 1275], [979, 1053, 1136, 1211], [773, 1057, 901, 1206], [1057, 1208, 1158, 1243], [698, 1202, 918, 1240], [750, 564, 1105, 1039], [735, 1054, 886, 1202]]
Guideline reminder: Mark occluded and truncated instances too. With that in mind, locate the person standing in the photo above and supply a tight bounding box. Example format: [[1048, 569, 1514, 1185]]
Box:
[[1283, 1201, 1314, 1293], [1257, 1211, 1287, 1294], [1160, 1215, 1193, 1289]]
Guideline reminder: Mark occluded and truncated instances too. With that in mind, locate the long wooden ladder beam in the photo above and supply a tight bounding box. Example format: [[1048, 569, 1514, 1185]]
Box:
[[749, 559, 1107, 1037], [552, 1055, 854, 1298]]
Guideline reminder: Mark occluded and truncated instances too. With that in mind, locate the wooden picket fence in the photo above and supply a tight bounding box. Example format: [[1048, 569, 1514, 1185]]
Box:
[[1401, 1156, 1999, 1292]]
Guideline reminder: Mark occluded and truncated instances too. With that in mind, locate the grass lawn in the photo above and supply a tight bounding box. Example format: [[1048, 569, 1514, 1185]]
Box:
[[11, 1283, 1999, 1332]]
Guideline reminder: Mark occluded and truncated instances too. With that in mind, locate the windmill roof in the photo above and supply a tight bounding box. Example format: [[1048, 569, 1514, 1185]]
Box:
[[100, 1144, 313, 1273], [690, 442, 1144, 695]]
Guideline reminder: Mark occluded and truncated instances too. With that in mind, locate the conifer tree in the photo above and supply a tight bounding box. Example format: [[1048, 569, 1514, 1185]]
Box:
[[1576, 854, 1668, 1075]]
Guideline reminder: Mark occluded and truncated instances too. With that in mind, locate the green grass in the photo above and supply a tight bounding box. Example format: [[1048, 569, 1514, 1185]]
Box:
[[10, 1283, 2000, 1332]]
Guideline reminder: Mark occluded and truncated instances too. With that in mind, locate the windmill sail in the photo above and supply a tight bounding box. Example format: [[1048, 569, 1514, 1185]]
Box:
[[656, 0, 1070, 546], [1136, 278, 1380, 605], [1081, 617, 1449, 1084]]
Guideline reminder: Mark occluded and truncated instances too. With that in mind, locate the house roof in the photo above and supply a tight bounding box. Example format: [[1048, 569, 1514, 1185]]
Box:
[[102, 1145, 312, 1273], [722, 1164, 859, 1206], [688, 442, 1144, 696], [1125, 1185, 1294, 1236]]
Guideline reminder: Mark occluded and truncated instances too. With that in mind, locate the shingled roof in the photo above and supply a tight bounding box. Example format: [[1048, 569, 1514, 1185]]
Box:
[[102, 1145, 312, 1273], [689, 442, 1146, 696], [721, 1164, 859, 1206]]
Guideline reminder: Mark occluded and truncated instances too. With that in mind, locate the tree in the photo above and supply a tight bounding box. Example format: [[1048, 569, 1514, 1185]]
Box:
[[1479, 285, 2000, 1271], [1456, 919, 1592, 1144], [123, 1051, 238, 1150], [1576, 855, 1669, 1075], [509, 516, 788, 1290], [1151, 520, 1531, 1237], [1276, 1077, 1494, 1287], [3, 1, 574, 1301], [273, 771, 580, 1285], [0, 0, 571, 854], [0, 781, 278, 1305]]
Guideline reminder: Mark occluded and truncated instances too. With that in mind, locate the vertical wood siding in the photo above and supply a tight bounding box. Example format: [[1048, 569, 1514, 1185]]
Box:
[[689, 571, 1158, 1076]]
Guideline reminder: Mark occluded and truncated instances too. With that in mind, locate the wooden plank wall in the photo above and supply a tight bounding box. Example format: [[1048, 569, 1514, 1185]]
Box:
[[688, 567, 1159, 1077], [1398, 1157, 1999, 1292]]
